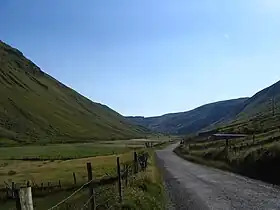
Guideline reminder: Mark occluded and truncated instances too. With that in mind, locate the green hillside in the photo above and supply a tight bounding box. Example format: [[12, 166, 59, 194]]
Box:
[[127, 80, 280, 136], [218, 81, 280, 134], [237, 81, 280, 120], [0, 41, 148, 145], [127, 98, 248, 135]]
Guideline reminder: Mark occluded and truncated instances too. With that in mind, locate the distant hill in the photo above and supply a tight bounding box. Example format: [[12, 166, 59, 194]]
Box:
[[0, 41, 149, 144], [128, 80, 280, 135], [127, 98, 248, 135]]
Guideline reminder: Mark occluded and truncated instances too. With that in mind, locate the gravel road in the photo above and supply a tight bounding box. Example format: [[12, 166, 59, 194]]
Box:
[[156, 144, 280, 210]]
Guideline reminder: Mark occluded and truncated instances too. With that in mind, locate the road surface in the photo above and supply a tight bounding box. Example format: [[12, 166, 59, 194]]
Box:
[[156, 144, 280, 210]]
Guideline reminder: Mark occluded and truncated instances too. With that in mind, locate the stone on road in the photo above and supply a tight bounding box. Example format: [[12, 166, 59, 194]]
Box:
[[156, 144, 280, 210]]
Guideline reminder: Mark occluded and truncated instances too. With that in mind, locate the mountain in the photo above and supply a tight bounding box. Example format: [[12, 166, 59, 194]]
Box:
[[236, 81, 280, 120], [127, 98, 248, 135], [219, 81, 280, 134], [0, 41, 149, 144], [128, 80, 280, 135]]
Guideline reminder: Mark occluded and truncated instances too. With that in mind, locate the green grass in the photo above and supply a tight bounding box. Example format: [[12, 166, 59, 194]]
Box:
[[0, 143, 168, 210], [178, 129, 280, 185], [0, 41, 150, 144], [0, 139, 167, 186], [0, 143, 132, 160], [1, 154, 165, 210], [120, 150, 166, 210]]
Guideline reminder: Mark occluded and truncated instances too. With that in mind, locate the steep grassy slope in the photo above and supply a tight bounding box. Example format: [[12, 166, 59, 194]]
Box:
[[127, 98, 248, 135], [218, 81, 280, 134], [237, 81, 280, 120], [0, 41, 148, 144]]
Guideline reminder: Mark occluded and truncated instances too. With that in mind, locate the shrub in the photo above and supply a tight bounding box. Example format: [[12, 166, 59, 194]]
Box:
[[7, 170, 17, 176]]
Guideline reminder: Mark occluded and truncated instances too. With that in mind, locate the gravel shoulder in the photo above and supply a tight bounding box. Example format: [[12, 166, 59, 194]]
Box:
[[156, 144, 280, 210]]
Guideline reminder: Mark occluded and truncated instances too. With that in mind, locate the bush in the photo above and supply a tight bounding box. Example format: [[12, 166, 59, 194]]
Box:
[[7, 170, 16, 176]]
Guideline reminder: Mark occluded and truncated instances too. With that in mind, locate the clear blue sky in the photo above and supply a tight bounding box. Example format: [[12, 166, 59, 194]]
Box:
[[1, 0, 280, 117]]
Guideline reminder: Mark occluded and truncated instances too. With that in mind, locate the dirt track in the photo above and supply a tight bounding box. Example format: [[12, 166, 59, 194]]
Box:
[[156, 144, 280, 210]]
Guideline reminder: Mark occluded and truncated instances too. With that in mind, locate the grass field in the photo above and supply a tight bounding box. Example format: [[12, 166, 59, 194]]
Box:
[[0, 138, 169, 209], [1, 150, 166, 210], [0, 138, 168, 187], [0, 143, 132, 160]]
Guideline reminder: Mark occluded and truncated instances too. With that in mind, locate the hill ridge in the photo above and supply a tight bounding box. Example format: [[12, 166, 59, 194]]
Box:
[[0, 41, 148, 145], [127, 80, 280, 135]]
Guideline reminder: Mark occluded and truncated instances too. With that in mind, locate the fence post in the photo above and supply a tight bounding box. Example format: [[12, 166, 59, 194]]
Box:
[[73, 172, 77, 185], [133, 152, 138, 174], [117, 157, 122, 203], [15, 189, 21, 210], [19, 187, 34, 210], [12, 182, 15, 198], [125, 165, 128, 187], [6, 186, 9, 198], [87, 163, 95, 210], [58, 180, 61, 189], [225, 138, 229, 161]]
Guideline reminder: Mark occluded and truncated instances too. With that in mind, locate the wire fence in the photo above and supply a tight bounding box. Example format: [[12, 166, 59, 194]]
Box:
[[5, 151, 148, 210]]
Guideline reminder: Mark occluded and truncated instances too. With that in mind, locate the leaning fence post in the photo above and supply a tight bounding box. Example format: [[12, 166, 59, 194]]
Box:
[[117, 157, 122, 203], [19, 186, 34, 210], [133, 152, 138, 174], [73, 172, 77, 185], [87, 163, 95, 210]]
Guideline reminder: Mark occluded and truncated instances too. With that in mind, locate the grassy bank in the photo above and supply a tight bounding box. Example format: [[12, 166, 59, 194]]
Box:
[[121, 150, 165, 210], [175, 140, 280, 185]]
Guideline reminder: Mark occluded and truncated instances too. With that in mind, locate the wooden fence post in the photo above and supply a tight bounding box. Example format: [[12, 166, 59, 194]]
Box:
[[12, 182, 15, 198], [6, 186, 9, 198], [87, 163, 95, 210], [19, 187, 34, 210], [73, 172, 77, 185], [125, 165, 128, 187], [133, 152, 138, 174], [117, 157, 122, 203], [14, 189, 21, 210], [58, 180, 61, 189], [225, 139, 229, 159]]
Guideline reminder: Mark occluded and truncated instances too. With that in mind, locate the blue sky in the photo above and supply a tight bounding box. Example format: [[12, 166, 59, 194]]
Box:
[[1, 0, 280, 117]]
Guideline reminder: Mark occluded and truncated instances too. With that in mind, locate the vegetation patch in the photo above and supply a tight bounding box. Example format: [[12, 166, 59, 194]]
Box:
[[176, 135, 280, 185], [0, 143, 131, 161], [121, 151, 165, 210]]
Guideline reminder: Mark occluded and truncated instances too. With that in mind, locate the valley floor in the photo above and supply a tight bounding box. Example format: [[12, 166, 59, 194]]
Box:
[[0, 138, 168, 209]]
